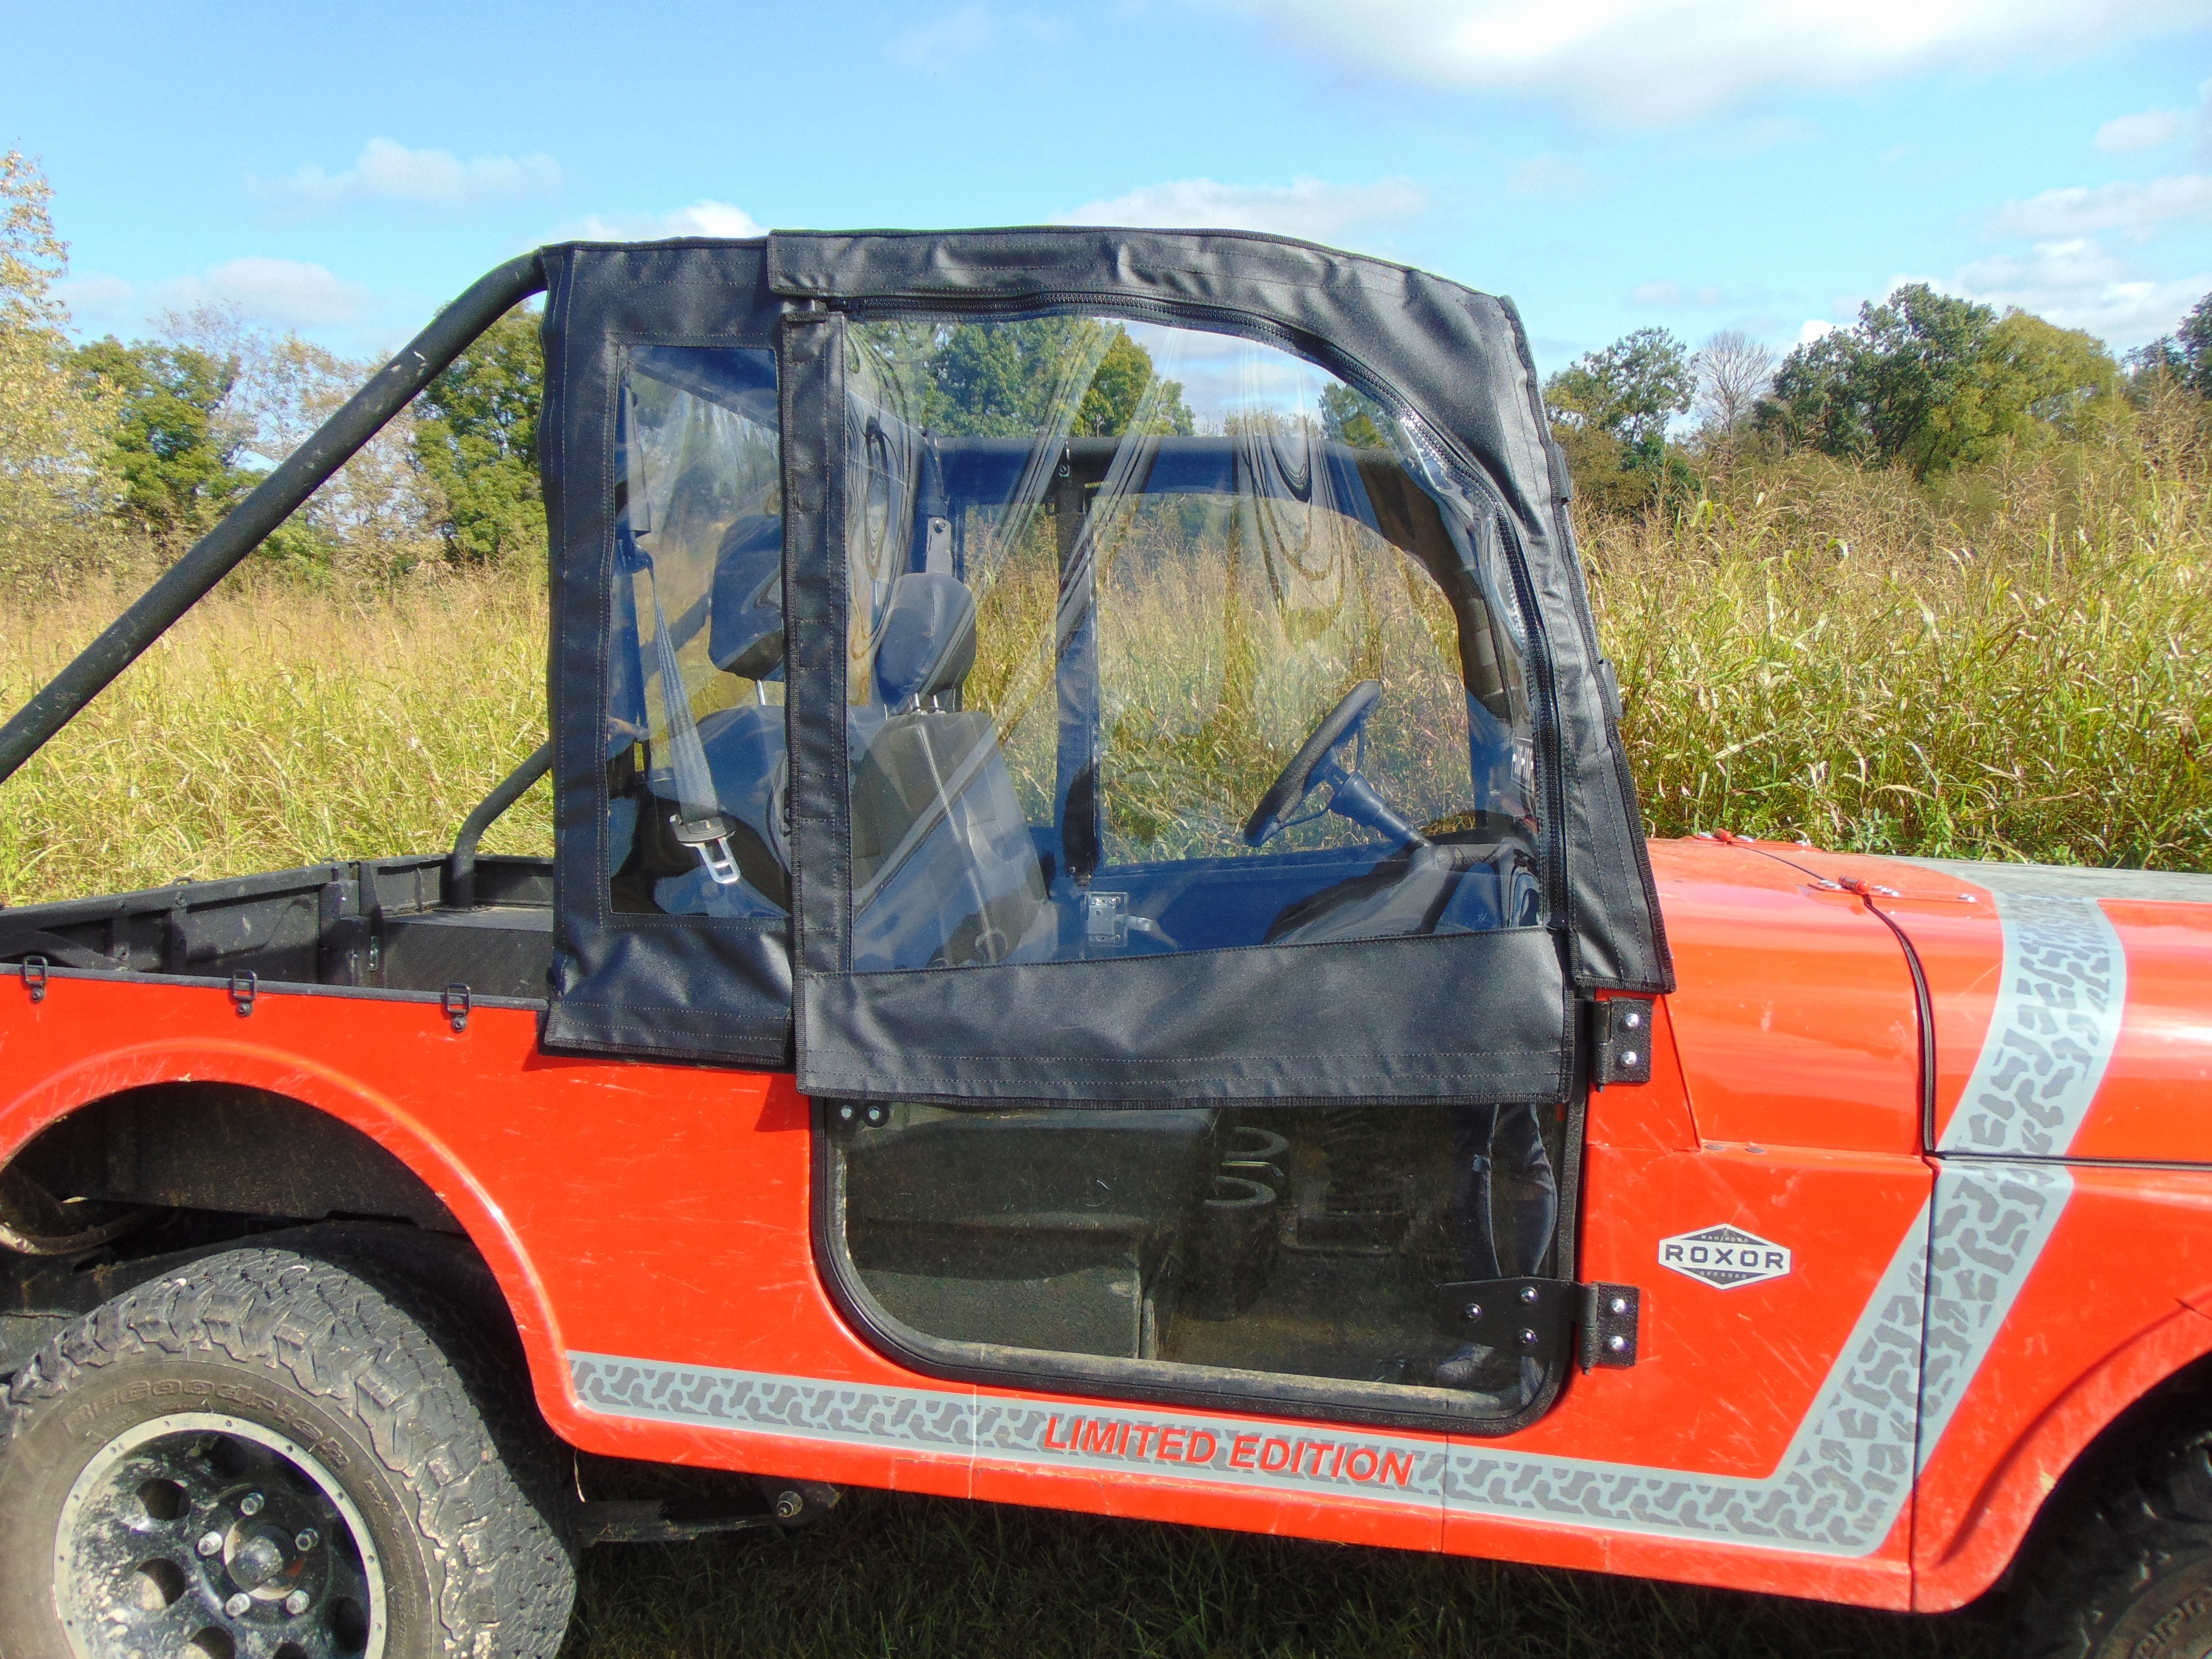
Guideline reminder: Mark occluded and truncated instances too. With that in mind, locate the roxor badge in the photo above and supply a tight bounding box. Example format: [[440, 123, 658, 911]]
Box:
[[1659, 1225, 1793, 1289]]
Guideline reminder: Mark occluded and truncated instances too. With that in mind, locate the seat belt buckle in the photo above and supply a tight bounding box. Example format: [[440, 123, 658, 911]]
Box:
[[671, 812, 744, 887]]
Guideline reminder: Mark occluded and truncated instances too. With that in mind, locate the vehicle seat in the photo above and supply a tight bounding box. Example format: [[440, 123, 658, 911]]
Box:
[[850, 572, 1052, 970]]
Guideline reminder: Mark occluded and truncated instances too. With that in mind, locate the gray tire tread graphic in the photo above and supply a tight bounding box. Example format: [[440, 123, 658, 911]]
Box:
[[2011, 1429, 2212, 1659], [0, 1243, 574, 1657]]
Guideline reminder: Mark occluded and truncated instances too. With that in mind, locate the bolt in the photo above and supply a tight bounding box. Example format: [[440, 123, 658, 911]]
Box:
[[1519, 1285, 1539, 1304], [1608, 1296, 1629, 1316], [239, 1492, 264, 1516], [295, 1528, 318, 1552], [1623, 1010, 1642, 1030], [284, 1591, 310, 1616], [1518, 1328, 1540, 1348], [774, 1489, 805, 1521], [1620, 1050, 1640, 1067], [837, 1104, 856, 1122], [197, 1532, 223, 1557], [1463, 1303, 1483, 1322], [1607, 1334, 1629, 1353], [225, 1593, 252, 1617]]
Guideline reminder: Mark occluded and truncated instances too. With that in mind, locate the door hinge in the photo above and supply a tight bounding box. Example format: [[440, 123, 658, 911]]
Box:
[[1433, 1277, 1641, 1370], [1588, 997, 1655, 1087]]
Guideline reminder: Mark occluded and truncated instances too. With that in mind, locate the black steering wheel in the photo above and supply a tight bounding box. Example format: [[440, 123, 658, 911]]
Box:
[[1243, 681, 1404, 848]]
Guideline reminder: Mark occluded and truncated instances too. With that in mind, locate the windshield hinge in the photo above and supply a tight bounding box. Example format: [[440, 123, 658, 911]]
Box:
[[1434, 1277, 1641, 1370], [1588, 997, 1655, 1088]]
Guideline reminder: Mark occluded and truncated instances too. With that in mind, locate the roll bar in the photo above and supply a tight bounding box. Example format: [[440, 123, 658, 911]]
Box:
[[0, 252, 550, 786], [444, 740, 553, 911]]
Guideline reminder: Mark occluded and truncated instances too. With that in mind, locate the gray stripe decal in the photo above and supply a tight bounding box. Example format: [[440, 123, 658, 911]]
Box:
[[1914, 1162, 2071, 1474], [1443, 1199, 1928, 1556], [564, 890, 2116, 1556], [1939, 889, 2126, 1157], [569, 1352, 974, 1451]]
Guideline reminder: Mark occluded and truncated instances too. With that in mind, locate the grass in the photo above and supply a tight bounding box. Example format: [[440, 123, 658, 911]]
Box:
[[557, 1486, 2003, 1659], [0, 434, 2203, 1651]]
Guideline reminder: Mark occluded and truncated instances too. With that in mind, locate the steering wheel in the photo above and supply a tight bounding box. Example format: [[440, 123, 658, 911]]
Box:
[[1241, 681, 1426, 850]]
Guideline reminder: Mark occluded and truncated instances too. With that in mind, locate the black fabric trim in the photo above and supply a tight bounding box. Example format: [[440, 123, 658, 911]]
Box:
[[797, 927, 1570, 1104], [541, 242, 799, 1066]]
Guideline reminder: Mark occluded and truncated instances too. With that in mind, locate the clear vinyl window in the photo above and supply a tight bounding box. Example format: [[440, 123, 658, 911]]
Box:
[[604, 346, 787, 918], [840, 315, 1540, 972], [832, 1098, 1562, 1415]]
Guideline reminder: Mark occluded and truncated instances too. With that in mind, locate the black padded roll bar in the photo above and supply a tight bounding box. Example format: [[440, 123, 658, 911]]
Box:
[[0, 252, 549, 787], [444, 740, 553, 911]]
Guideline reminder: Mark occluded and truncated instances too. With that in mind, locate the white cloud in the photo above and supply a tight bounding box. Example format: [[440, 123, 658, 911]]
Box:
[[262, 138, 561, 214], [892, 3, 994, 69], [1997, 174, 2212, 237], [1795, 319, 1838, 344], [1507, 153, 1599, 198], [1054, 176, 1427, 245], [2096, 109, 2187, 153], [1952, 237, 2209, 341], [1203, 0, 2212, 124], [58, 258, 373, 336], [571, 200, 769, 241]]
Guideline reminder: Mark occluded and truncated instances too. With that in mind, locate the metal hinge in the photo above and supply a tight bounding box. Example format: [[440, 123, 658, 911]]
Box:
[[1589, 997, 1655, 1087], [1433, 1277, 1641, 1370]]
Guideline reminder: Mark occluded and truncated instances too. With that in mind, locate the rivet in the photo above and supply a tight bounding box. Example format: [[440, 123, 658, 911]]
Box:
[[225, 1593, 252, 1617], [239, 1492, 264, 1516], [838, 1104, 856, 1122], [1517, 1328, 1539, 1348], [1607, 1334, 1629, 1352], [1623, 1011, 1643, 1030], [1519, 1285, 1539, 1304], [295, 1528, 318, 1552], [1620, 1050, 1640, 1066], [197, 1531, 223, 1557], [284, 1591, 311, 1616], [1609, 1296, 1629, 1315], [1463, 1303, 1483, 1322]]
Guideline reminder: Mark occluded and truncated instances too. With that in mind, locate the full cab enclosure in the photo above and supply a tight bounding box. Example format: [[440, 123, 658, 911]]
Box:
[[538, 229, 1671, 1428]]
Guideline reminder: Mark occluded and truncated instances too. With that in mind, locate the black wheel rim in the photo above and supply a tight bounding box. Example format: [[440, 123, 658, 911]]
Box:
[[54, 1410, 386, 1659]]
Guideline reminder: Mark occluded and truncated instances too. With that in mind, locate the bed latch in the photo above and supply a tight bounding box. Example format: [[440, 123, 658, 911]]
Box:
[[443, 982, 472, 1033]]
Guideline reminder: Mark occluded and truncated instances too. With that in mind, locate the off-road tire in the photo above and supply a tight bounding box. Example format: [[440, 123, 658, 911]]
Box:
[[2012, 1428, 2212, 1659], [0, 1244, 576, 1659]]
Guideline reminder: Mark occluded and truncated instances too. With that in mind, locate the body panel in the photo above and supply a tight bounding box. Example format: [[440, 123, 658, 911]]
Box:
[[2, 835, 2208, 1612]]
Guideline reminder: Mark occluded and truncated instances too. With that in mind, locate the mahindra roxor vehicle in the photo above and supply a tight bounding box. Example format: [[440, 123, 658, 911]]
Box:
[[0, 230, 2206, 1659]]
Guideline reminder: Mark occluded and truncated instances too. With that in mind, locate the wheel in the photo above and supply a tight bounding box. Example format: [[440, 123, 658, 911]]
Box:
[[2012, 1428, 2212, 1659], [0, 1244, 575, 1659]]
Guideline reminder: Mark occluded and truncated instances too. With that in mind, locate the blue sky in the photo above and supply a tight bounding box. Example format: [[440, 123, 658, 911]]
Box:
[[8, 0, 2212, 376]]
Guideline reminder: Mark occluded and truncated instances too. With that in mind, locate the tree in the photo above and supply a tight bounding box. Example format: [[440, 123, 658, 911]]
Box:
[[0, 151, 113, 579], [1076, 327, 1194, 438], [1544, 327, 1695, 457], [2127, 292, 2212, 398], [71, 337, 243, 544], [162, 302, 441, 578], [1692, 329, 1776, 441], [412, 304, 544, 566], [1764, 284, 2123, 476], [1319, 382, 1389, 448], [1763, 285, 1994, 475]]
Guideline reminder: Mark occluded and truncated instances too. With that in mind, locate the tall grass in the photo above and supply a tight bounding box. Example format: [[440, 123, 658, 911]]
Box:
[[0, 423, 2204, 912], [1592, 420, 2212, 870], [0, 573, 550, 905]]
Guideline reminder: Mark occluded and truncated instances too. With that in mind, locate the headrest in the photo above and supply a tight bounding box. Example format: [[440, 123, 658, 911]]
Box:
[[874, 572, 977, 706], [708, 515, 785, 680]]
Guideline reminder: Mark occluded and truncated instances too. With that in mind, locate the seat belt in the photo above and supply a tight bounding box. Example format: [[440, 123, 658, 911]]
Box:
[[641, 552, 742, 886]]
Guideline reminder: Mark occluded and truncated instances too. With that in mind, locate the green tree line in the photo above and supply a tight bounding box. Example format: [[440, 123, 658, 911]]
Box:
[[1546, 282, 2212, 514]]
